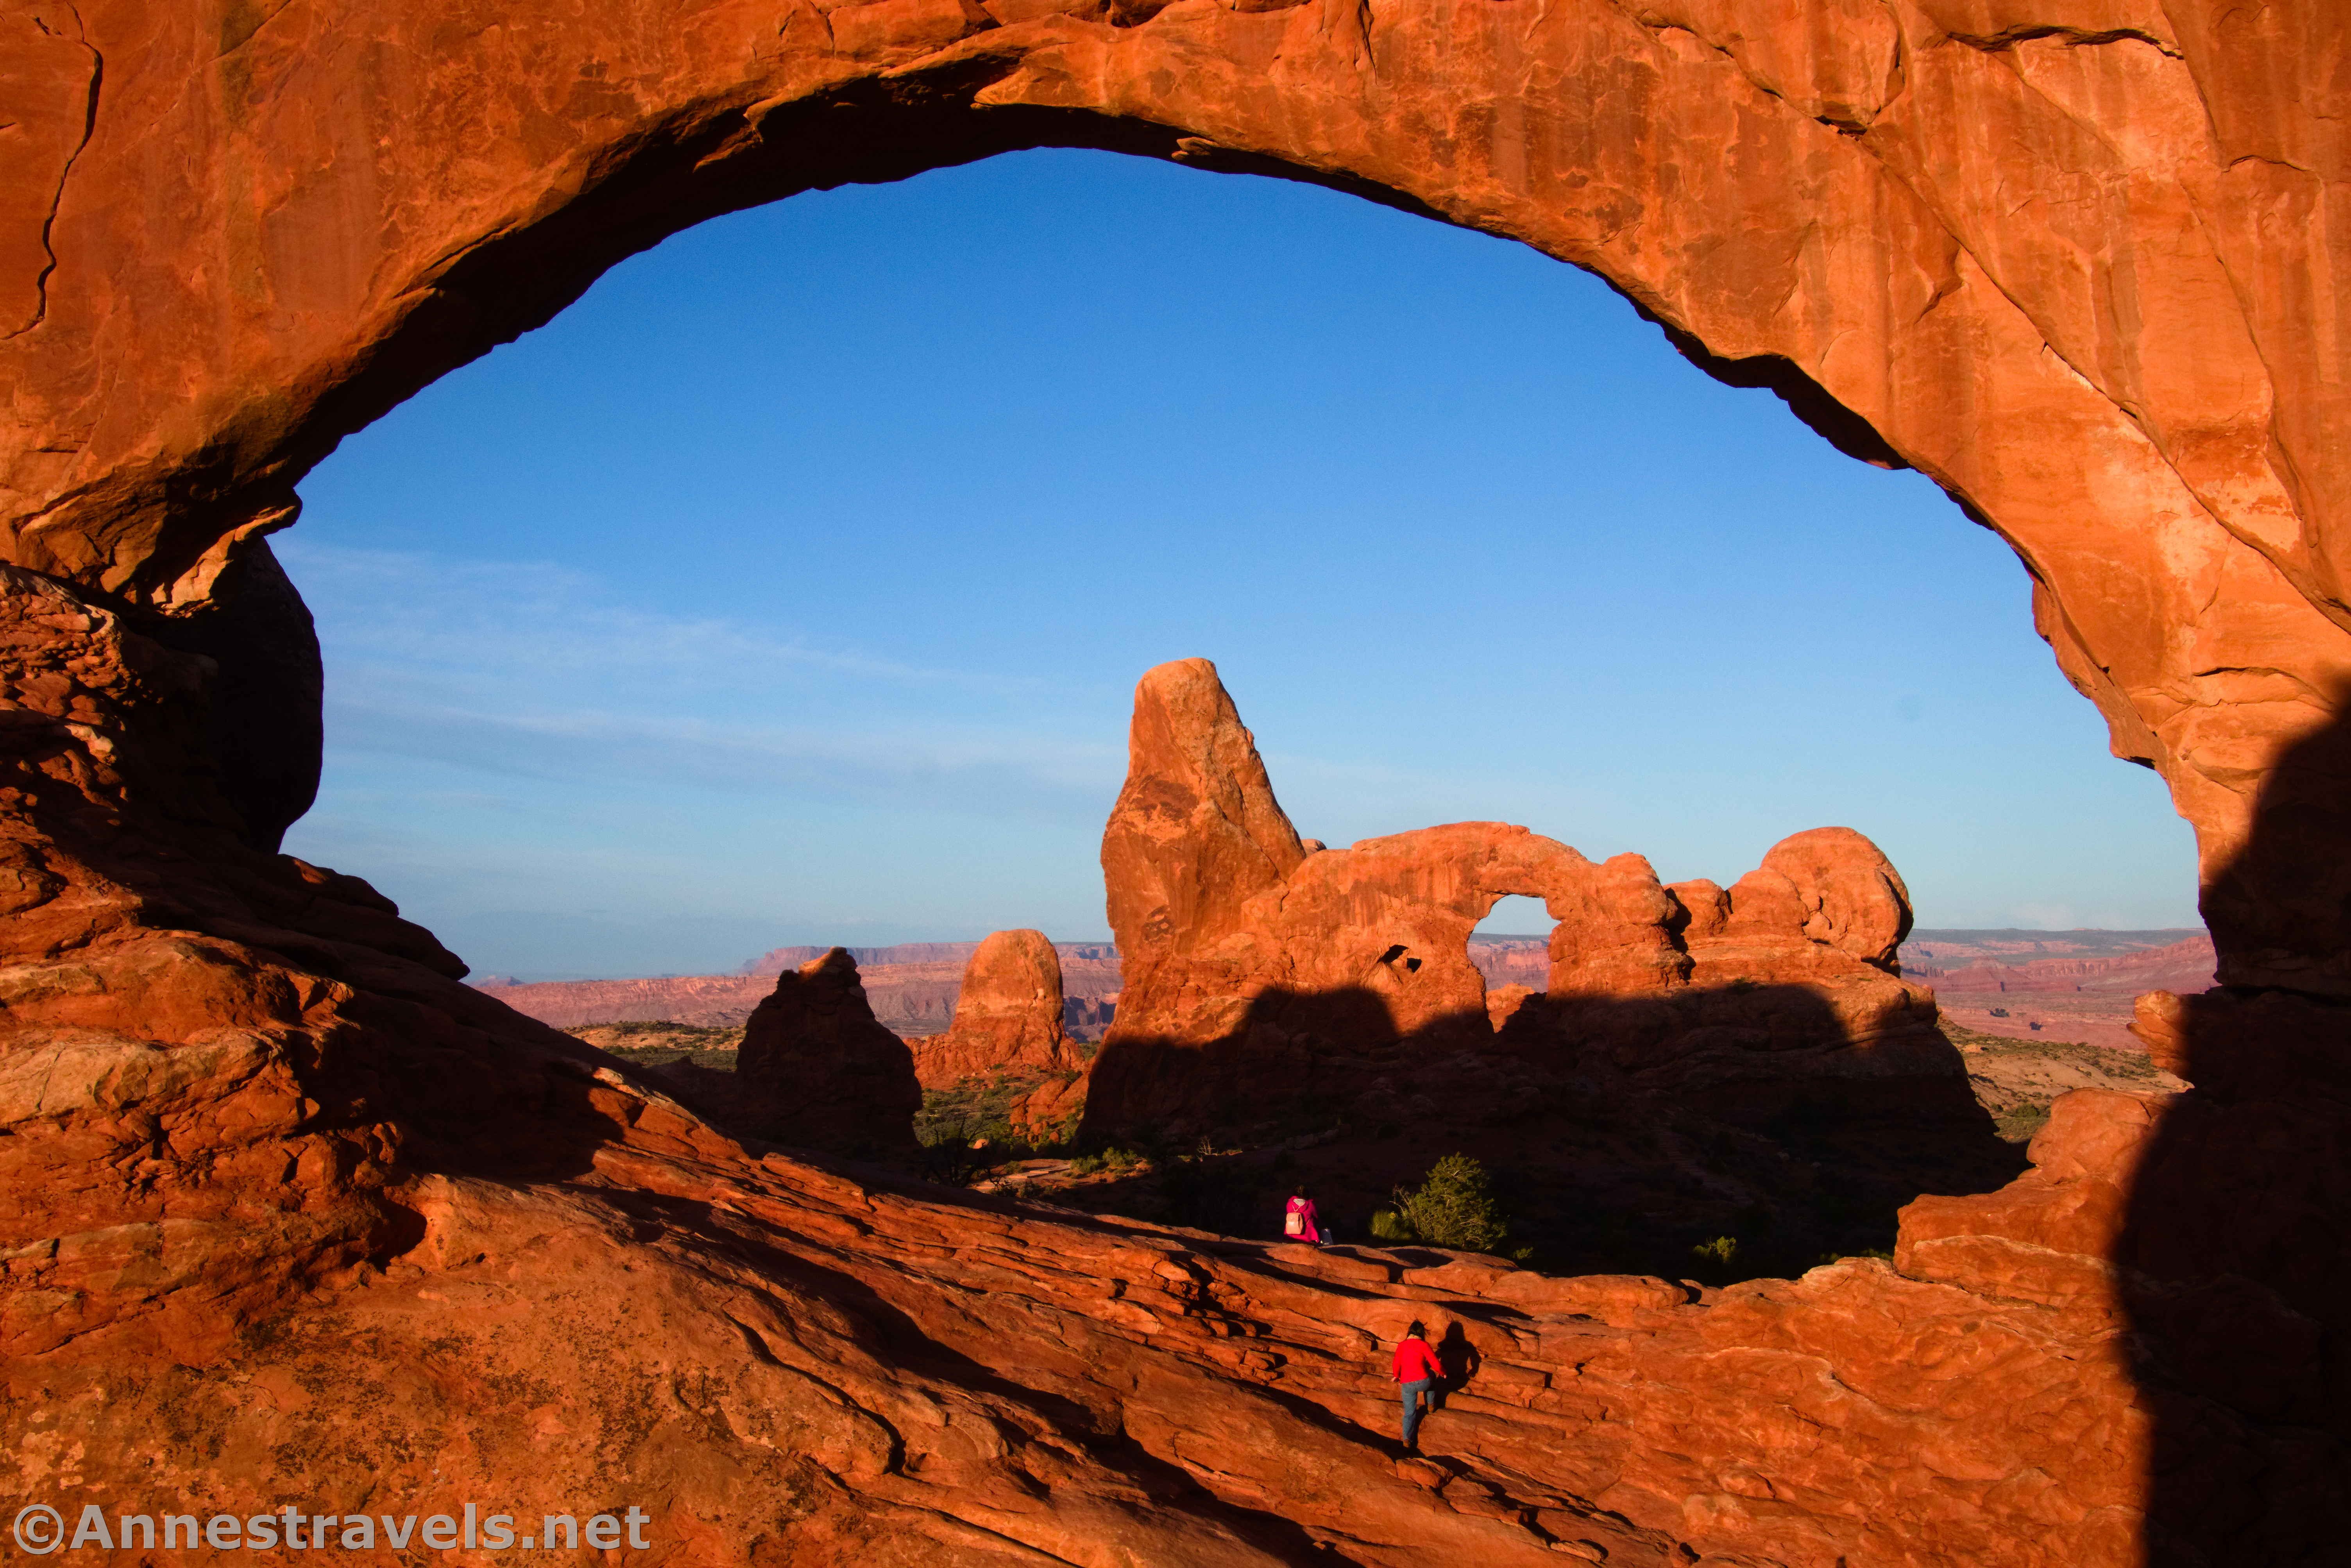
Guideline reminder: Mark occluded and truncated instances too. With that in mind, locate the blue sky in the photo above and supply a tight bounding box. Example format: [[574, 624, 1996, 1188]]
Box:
[[282, 150, 2199, 980]]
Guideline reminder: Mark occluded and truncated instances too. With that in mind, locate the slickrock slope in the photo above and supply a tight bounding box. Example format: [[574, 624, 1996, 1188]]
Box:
[[735, 948, 923, 1160], [13, 1086, 2170, 1568], [908, 929, 1079, 1088], [3, 1, 2350, 1559]]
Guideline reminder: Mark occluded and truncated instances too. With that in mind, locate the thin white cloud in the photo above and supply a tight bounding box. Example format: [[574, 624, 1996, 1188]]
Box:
[[322, 686, 1123, 803], [280, 541, 1122, 811], [278, 541, 1052, 696]]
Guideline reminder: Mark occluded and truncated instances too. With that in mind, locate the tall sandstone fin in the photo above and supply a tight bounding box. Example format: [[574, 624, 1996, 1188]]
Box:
[[1102, 658, 1307, 972]]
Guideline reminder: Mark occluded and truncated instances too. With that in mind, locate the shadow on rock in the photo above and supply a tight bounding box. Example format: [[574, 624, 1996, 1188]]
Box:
[[1072, 976, 2025, 1282], [2117, 698, 2351, 1565]]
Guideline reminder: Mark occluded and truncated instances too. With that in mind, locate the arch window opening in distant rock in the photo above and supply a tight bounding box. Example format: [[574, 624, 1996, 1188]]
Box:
[[1470, 894, 1553, 1017]]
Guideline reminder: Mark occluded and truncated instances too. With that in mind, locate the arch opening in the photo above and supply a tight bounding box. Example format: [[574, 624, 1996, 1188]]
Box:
[[280, 149, 2195, 985], [267, 149, 2173, 1292]]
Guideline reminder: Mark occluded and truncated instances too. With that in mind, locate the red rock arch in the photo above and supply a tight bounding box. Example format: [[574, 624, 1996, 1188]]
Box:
[[2, 2, 2345, 1561], [5, 0, 2349, 981]]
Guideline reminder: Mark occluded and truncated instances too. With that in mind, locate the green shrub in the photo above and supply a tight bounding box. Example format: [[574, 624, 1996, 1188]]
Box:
[[1995, 1103, 2052, 1143], [1066, 1145, 1143, 1178], [1689, 1235, 1739, 1279], [1369, 1208, 1415, 1244], [1391, 1153, 1511, 1254], [916, 1073, 1058, 1153]]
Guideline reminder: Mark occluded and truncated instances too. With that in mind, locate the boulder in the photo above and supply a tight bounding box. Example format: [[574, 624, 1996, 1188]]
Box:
[[736, 948, 921, 1160], [909, 928, 1078, 1088], [1648, 828, 1940, 1071]]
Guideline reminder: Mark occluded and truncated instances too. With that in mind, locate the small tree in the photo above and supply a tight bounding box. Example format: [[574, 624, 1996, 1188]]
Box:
[[1391, 1153, 1511, 1254], [1690, 1235, 1738, 1276]]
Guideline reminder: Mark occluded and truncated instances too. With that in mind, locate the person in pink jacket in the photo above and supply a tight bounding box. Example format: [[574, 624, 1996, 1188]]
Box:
[[1283, 1187, 1325, 1244]]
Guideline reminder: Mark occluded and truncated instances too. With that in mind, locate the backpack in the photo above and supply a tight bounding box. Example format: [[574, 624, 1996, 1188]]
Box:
[[1284, 1203, 1306, 1237]]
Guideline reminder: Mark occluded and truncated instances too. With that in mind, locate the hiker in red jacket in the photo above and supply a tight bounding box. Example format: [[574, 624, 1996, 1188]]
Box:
[[1283, 1186, 1325, 1245], [1392, 1321, 1443, 1450]]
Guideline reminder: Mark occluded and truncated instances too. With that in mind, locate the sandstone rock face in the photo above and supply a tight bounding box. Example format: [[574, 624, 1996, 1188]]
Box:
[[1007, 1070, 1088, 1140], [735, 948, 922, 1160], [1, 2, 2348, 1559], [908, 928, 1076, 1088], [1088, 659, 1942, 1133], [1102, 657, 1310, 978], [1728, 825, 1913, 968], [1097, 657, 1689, 1051], [2, 0, 2347, 995], [1637, 828, 1936, 1073]]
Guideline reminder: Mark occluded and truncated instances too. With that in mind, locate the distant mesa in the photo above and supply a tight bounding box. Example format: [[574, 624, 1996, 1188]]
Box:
[[477, 940, 1121, 1040], [1904, 931, 2214, 991], [469, 931, 2207, 1048], [743, 939, 1120, 975]]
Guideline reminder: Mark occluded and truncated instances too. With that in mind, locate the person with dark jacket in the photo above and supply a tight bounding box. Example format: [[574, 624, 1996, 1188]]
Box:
[[1392, 1321, 1443, 1449]]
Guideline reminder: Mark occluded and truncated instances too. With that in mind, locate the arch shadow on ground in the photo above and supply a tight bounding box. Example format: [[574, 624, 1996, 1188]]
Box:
[[1070, 976, 2026, 1283]]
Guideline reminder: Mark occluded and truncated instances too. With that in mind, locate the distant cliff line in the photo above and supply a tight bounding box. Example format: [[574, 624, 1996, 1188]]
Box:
[[473, 928, 2210, 1036]]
